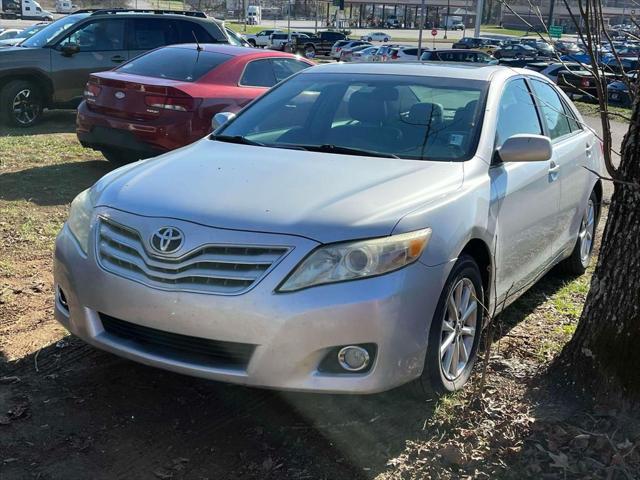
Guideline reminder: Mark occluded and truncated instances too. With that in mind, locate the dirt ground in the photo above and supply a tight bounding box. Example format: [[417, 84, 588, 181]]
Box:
[[1, 111, 639, 480]]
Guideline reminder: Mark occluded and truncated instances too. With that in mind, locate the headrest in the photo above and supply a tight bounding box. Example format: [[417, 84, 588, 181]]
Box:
[[407, 102, 443, 126], [348, 91, 388, 123]]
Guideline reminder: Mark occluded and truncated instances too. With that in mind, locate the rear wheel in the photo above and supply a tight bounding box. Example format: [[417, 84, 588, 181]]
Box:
[[1, 80, 43, 127], [410, 255, 484, 398], [558, 190, 599, 275], [384, 37, 389, 42]]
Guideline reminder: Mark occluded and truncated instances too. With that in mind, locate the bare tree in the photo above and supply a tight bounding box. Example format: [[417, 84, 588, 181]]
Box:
[[499, 0, 640, 398]]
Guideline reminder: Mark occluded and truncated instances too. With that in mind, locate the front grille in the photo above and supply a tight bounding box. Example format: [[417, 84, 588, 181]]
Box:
[[96, 217, 289, 294], [100, 314, 256, 369]]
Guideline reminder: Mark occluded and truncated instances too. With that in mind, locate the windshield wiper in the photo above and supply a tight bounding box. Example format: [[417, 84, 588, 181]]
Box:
[[293, 144, 399, 159], [211, 135, 265, 147]]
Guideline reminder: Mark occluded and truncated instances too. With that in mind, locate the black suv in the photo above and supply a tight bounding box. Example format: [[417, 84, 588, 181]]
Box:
[[0, 9, 230, 127]]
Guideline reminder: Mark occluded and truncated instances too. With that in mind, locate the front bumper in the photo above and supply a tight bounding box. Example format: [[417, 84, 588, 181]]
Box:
[[53, 209, 451, 394]]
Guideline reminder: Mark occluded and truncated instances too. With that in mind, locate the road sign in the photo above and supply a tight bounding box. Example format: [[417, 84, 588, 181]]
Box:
[[431, 29, 437, 36], [549, 25, 563, 39]]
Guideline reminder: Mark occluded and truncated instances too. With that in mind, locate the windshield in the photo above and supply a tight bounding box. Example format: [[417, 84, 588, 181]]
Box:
[[217, 72, 487, 161], [22, 13, 88, 47]]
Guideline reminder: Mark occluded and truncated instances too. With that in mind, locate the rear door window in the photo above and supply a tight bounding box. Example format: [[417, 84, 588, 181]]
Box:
[[271, 58, 310, 83], [118, 48, 231, 81], [240, 59, 276, 87]]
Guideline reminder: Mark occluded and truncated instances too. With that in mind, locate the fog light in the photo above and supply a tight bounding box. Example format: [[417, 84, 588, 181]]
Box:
[[57, 285, 69, 312], [338, 346, 370, 372]]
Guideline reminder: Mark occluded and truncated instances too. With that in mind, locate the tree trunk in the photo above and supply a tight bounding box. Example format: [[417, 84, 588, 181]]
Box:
[[558, 102, 640, 398]]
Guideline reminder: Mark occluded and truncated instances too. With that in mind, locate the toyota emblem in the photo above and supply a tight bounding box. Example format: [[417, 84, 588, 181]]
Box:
[[114, 91, 126, 99], [150, 227, 184, 254]]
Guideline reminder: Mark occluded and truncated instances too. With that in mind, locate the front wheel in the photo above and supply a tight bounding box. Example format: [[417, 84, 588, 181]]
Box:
[[411, 255, 484, 397], [0, 80, 44, 127], [384, 37, 389, 42], [558, 190, 599, 275]]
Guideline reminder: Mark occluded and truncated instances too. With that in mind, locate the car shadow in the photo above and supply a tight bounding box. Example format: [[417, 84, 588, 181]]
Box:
[[0, 110, 77, 136], [0, 160, 113, 206], [0, 337, 437, 479]]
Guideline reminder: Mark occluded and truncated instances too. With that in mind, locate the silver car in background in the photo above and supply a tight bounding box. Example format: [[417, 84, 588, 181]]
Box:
[[54, 63, 603, 396]]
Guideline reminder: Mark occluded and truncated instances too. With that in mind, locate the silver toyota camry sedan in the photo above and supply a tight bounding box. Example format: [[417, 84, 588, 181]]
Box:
[[54, 63, 603, 396]]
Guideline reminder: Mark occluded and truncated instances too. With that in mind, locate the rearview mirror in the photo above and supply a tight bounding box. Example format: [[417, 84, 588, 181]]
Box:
[[497, 134, 552, 163], [212, 111, 236, 131], [61, 43, 80, 56]]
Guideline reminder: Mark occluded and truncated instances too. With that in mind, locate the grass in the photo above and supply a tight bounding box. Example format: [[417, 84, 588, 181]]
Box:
[[480, 25, 529, 37], [226, 23, 268, 35], [574, 100, 632, 121]]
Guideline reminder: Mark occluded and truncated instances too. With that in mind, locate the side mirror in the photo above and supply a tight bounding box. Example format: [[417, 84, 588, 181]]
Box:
[[497, 134, 552, 163], [61, 43, 80, 56], [212, 111, 236, 131]]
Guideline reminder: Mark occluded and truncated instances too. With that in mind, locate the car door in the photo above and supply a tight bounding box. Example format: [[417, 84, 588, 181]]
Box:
[[490, 78, 561, 301], [529, 79, 594, 258], [50, 18, 128, 104]]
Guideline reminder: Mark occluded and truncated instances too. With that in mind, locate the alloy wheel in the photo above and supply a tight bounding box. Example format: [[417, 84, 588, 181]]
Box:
[[579, 198, 596, 265], [440, 278, 478, 381], [12, 88, 40, 126]]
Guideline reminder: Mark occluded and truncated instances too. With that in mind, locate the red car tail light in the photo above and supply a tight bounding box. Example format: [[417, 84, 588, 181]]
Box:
[[391, 50, 398, 60], [144, 95, 198, 112], [580, 77, 590, 88], [83, 82, 102, 101]]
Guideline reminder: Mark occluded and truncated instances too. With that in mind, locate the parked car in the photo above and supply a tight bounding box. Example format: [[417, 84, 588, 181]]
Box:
[[0, 22, 47, 46], [268, 32, 309, 51], [607, 72, 636, 106], [388, 45, 420, 61], [76, 44, 312, 164], [348, 45, 378, 62], [339, 42, 372, 61], [0, 28, 22, 40], [521, 39, 556, 57], [55, 63, 602, 398], [538, 62, 584, 83], [291, 30, 346, 58], [0, 9, 231, 127], [452, 37, 501, 54], [556, 69, 617, 98], [554, 40, 581, 55], [361, 31, 391, 42], [243, 29, 282, 48], [450, 22, 465, 31], [372, 43, 402, 62], [330, 39, 352, 60], [493, 44, 538, 59], [420, 49, 497, 64], [384, 16, 400, 28], [331, 40, 369, 60]]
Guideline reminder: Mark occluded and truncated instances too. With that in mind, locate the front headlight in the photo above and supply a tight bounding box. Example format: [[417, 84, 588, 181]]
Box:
[[278, 228, 432, 292], [67, 189, 94, 254]]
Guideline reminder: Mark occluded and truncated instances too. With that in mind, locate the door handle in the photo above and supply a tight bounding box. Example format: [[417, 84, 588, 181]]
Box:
[[111, 55, 126, 63], [549, 160, 560, 181], [585, 143, 593, 157]]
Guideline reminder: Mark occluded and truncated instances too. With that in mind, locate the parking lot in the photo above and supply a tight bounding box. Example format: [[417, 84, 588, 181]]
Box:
[[1, 8, 638, 479]]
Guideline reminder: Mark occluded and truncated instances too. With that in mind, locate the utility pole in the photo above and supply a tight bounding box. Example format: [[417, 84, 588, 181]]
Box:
[[417, 0, 425, 58], [474, 0, 483, 37], [548, 0, 556, 26], [444, 0, 450, 39], [314, 0, 318, 33]]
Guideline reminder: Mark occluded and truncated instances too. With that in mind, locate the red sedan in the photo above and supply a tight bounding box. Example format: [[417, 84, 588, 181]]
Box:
[[76, 44, 313, 164]]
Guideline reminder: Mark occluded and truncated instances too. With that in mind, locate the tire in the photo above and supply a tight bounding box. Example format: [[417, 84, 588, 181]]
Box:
[[494, 52, 502, 59], [100, 149, 141, 166], [368, 37, 373, 41], [384, 37, 389, 42], [1, 80, 44, 127], [558, 190, 599, 275], [304, 45, 316, 59], [410, 255, 484, 398]]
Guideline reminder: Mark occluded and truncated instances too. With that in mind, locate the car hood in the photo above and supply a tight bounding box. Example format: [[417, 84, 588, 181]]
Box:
[[94, 140, 464, 243], [0, 45, 49, 66]]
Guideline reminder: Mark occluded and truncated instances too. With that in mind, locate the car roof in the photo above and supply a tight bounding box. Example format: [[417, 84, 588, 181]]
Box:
[[305, 62, 509, 81]]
